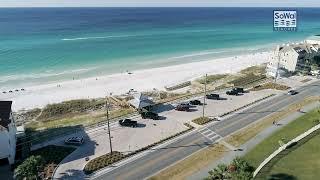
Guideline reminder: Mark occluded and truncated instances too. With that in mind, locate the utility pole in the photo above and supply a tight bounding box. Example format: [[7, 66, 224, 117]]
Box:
[[202, 74, 207, 118], [106, 93, 113, 154], [275, 45, 281, 83]]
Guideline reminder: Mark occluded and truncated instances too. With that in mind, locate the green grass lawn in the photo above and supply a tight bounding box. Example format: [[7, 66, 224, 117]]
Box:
[[243, 108, 320, 179], [266, 131, 320, 180]]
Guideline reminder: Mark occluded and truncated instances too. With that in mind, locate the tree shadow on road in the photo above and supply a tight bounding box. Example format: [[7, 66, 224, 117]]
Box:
[[150, 141, 230, 153]]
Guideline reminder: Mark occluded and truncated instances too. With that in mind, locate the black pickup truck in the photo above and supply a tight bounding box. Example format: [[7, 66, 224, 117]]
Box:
[[119, 119, 138, 127], [206, 93, 220, 100]]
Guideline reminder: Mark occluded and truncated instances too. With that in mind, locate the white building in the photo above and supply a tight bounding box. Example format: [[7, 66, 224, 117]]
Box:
[[267, 41, 320, 77], [129, 93, 154, 110], [0, 101, 17, 165]]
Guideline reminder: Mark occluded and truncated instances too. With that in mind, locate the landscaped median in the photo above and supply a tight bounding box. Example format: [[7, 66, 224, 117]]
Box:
[[83, 123, 195, 175], [192, 117, 212, 125]]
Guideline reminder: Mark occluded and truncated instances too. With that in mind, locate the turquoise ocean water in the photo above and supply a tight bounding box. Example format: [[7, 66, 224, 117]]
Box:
[[0, 8, 320, 88]]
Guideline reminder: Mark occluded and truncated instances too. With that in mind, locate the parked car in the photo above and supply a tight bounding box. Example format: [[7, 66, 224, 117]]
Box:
[[189, 99, 201, 105], [288, 90, 298, 95], [180, 102, 191, 107], [65, 136, 84, 145], [140, 111, 159, 120], [233, 87, 245, 93], [206, 93, 220, 100], [119, 119, 138, 127], [226, 89, 239, 95], [175, 104, 190, 111]]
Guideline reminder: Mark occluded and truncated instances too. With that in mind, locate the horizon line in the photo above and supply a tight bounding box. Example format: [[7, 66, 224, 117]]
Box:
[[1, 6, 320, 8]]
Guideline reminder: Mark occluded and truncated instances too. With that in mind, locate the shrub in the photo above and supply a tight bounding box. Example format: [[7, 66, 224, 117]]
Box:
[[206, 157, 254, 180], [39, 99, 105, 120], [84, 151, 125, 174], [192, 117, 211, 125], [14, 155, 44, 180], [197, 74, 228, 84], [229, 74, 266, 87]]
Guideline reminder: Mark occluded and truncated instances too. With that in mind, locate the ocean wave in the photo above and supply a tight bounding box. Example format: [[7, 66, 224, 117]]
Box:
[[168, 50, 229, 60], [62, 35, 136, 41], [61, 29, 219, 41], [0, 68, 95, 84]]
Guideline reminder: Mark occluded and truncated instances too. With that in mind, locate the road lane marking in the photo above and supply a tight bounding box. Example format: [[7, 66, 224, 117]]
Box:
[[212, 93, 300, 134], [115, 136, 204, 180]]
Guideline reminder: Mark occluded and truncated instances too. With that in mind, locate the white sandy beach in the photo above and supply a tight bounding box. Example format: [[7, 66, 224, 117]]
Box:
[[0, 52, 271, 111]]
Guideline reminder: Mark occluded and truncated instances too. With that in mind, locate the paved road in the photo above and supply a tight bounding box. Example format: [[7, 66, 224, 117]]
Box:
[[92, 80, 320, 180]]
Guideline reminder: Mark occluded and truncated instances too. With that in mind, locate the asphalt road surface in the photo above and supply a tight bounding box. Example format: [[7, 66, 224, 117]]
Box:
[[93, 80, 320, 180]]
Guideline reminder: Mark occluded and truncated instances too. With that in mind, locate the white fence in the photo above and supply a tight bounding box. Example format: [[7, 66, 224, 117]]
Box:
[[253, 123, 320, 177]]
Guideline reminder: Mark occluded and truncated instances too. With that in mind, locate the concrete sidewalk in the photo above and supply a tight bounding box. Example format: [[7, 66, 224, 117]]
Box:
[[188, 101, 320, 180]]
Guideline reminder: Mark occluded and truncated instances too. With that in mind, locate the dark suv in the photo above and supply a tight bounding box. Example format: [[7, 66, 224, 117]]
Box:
[[206, 93, 220, 100], [141, 111, 159, 120], [233, 87, 245, 93], [119, 119, 138, 127], [226, 89, 239, 95], [175, 104, 190, 111], [189, 99, 201, 105]]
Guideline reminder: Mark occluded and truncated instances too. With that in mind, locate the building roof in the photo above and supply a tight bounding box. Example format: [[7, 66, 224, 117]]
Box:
[[129, 93, 154, 109], [0, 101, 12, 129], [279, 42, 319, 55]]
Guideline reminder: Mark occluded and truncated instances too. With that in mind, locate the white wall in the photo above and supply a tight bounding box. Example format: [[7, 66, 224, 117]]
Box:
[[279, 50, 299, 72], [268, 49, 299, 72], [0, 114, 17, 165], [0, 131, 11, 160]]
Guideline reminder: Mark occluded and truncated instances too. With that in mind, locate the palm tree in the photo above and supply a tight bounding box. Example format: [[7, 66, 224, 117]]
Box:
[[208, 164, 230, 179], [206, 157, 254, 180], [231, 157, 252, 172]]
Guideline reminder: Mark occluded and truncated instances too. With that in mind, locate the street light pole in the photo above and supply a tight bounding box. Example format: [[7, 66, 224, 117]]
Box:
[[106, 93, 113, 154], [202, 74, 207, 118]]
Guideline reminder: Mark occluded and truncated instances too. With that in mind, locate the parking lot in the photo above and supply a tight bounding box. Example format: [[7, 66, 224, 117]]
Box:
[[54, 89, 279, 178]]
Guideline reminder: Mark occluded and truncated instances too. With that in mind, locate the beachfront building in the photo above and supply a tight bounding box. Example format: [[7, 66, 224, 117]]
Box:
[[0, 101, 17, 165], [129, 93, 154, 111], [266, 41, 320, 77]]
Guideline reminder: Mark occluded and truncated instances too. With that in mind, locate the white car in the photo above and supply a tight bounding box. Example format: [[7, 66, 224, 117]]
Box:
[[65, 136, 84, 145]]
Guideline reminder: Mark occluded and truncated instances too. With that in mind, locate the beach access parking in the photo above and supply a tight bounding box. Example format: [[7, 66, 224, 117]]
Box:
[[52, 89, 278, 178]]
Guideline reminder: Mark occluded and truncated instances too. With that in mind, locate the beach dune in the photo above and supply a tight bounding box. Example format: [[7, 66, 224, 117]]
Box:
[[0, 52, 271, 111]]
